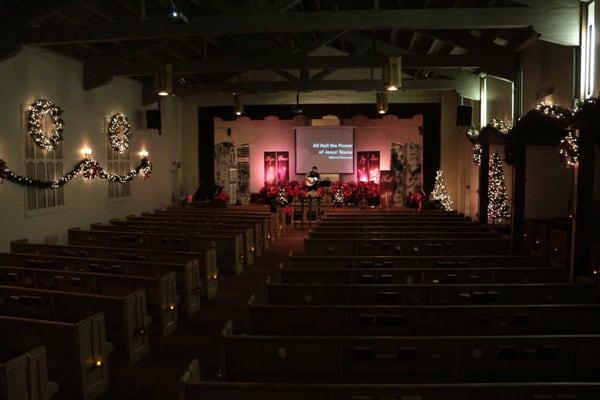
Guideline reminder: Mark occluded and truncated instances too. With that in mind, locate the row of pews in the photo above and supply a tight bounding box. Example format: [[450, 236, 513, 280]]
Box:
[[180, 209, 600, 399], [1, 206, 284, 400]]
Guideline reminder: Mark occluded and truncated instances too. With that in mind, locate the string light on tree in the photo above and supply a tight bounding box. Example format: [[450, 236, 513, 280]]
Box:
[[489, 118, 512, 134], [473, 144, 482, 166], [488, 151, 511, 222], [559, 131, 579, 167], [431, 170, 453, 211]]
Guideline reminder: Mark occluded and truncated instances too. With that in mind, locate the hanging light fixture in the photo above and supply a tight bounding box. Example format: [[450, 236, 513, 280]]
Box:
[[382, 56, 402, 91], [376, 92, 388, 114], [156, 64, 173, 96], [233, 92, 244, 116]]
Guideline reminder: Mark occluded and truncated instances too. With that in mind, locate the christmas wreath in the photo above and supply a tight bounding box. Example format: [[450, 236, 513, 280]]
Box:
[[27, 99, 64, 151], [108, 113, 132, 153]]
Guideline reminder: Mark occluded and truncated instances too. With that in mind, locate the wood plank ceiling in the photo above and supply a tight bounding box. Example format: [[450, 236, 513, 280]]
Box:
[[0, 0, 578, 99]]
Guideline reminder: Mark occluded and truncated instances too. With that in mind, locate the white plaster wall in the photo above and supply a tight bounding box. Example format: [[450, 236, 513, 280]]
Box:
[[0, 48, 181, 251]]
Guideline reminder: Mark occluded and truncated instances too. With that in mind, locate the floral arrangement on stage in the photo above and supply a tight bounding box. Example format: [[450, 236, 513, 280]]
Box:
[[214, 190, 230, 204], [259, 180, 380, 206]]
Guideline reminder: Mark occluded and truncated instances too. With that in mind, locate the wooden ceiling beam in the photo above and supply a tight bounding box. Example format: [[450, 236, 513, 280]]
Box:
[[83, 39, 170, 90], [19, 7, 580, 45], [109, 54, 482, 76], [176, 78, 468, 94]]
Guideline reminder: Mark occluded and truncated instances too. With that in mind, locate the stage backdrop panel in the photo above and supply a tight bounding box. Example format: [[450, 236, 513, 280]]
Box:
[[295, 126, 354, 174]]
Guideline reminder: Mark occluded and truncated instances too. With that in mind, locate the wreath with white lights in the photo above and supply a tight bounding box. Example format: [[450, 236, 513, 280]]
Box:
[[559, 131, 579, 167], [473, 144, 482, 166], [27, 99, 64, 151], [108, 113, 132, 153]]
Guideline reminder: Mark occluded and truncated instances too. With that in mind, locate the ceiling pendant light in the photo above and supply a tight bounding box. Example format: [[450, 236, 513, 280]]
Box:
[[233, 92, 244, 116], [156, 64, 173, 96], [376, 92, 388, 115], [383, 56, 402, 91]]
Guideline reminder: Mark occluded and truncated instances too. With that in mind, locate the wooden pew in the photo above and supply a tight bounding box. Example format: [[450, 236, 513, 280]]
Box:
[[143, 211, 276, 248], [10, 239, 218, 299], [304, 237, 511, 256], [0, 265, 177, 337], [248, 301, 600, 336], [0, 313, 112, 400], [221, 321, 600, 383], [180, 378, 600, 400], [266, 280, 600, 305], [165, 205, 284, 228], [0, 285, 149, 366], [279, 266, 567, 284], [308, 231, 503, 239], [100, 221, 256, 268], [68, 227, 244, 275], [0, 346, 60, 400], [314, 220, 478, 228], [313, 225, 495, 232], [158, 207, 284, 240], [287, 254, 549, 269], [120, 215, 270, 257], [0, 253, 200, 316]]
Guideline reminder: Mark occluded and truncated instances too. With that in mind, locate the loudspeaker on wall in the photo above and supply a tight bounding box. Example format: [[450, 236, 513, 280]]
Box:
[[456, 105, 473, 127], [146, 110, 161, 131]]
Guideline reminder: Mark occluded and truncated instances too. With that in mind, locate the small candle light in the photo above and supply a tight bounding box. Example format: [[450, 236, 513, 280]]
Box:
[[81, 148, 93, 158], [139, 150, 149, 158]]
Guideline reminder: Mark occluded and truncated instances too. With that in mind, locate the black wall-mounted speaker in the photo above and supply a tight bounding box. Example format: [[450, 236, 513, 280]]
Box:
[[456, 105, 473, 127], [146, 110, 161, 131]]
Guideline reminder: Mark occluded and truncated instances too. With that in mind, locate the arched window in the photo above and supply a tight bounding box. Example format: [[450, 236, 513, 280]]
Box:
[[24, 124, 63, 213]]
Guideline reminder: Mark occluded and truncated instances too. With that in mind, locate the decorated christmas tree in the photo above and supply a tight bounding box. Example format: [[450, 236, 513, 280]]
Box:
[[488, 151, 511, 222], [431, 170, 453, 211]]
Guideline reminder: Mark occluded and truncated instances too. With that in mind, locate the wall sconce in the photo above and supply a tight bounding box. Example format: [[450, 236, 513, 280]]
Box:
[[376, 92, 388, 114], [138, 150, 149, 158], [81, 148, 93, 158]]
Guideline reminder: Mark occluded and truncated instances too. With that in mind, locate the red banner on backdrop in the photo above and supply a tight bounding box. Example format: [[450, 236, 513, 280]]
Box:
[[357, 151, 380, 183], [265, 151, 289, 183], [264, 152, 276, 184], [276, 152, 289, 182]]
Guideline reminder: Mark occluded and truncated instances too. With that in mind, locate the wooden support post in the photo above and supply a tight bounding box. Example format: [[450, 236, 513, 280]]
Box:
[[571, 117, 596, 279], [511, 142, 526, 253], [478, 139, 490, 225]]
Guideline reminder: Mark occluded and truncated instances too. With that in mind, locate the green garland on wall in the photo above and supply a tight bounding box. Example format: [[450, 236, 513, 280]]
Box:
[[0, 157, 152, 188]]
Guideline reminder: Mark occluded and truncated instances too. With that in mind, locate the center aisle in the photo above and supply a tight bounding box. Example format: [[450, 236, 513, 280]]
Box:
[[102, 227, 306, 400]]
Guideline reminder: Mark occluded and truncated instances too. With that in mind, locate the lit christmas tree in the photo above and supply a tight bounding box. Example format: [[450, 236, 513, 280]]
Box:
[[431, 170, 453, 211], [488, 150, 511, 222]]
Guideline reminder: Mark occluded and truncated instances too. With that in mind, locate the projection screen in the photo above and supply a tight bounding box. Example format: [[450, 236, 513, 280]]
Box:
[[295, 126, 355, 174]]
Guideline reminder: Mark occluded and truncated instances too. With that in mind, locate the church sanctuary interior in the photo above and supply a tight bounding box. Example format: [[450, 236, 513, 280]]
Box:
[[2, 0, 600, 399]]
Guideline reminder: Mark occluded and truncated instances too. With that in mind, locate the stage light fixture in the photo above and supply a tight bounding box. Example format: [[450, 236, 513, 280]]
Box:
[[156, 64, 173, 96], [292, 91, 303, 114], [233, 92, 244, 116], [383, 56, 402, 91], [169, 1, 188, 23], [376, 92, 388, 114]]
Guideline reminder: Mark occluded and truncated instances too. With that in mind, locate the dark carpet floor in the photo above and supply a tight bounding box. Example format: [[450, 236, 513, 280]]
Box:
[[100, 228, 306, 400]]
